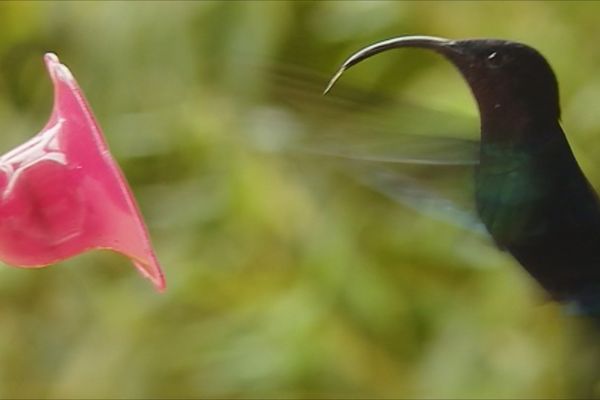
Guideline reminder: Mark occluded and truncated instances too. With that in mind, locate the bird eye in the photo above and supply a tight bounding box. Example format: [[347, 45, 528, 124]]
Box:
[[486, 51, 507, 68]]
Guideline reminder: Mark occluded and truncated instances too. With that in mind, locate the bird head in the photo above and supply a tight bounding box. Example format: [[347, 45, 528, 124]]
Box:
[[325, 36, 561, 133]]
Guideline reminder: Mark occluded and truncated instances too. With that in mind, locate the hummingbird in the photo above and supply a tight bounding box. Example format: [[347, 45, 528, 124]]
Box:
[[325, 36, 600, 315]]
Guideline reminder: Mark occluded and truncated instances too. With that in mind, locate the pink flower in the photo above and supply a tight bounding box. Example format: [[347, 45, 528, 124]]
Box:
[[0, 53, 165, 291]]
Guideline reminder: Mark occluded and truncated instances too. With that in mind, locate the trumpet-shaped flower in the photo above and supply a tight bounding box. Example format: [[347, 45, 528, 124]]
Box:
[[0, 53, 165, 291]]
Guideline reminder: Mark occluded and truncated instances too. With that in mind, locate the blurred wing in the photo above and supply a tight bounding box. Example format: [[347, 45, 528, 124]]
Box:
[[348, 161, 485, 233], [244, 61, 486, 233]]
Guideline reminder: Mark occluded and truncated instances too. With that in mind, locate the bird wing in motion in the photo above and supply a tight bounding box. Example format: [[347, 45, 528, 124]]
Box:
[[244, 61, 485, 233]]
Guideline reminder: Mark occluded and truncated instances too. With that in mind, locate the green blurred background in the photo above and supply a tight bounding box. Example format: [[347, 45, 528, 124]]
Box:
[[1, 1, 600, 398]]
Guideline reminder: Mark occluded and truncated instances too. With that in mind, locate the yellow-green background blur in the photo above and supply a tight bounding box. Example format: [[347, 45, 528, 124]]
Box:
[[1, 1, 600, 398]]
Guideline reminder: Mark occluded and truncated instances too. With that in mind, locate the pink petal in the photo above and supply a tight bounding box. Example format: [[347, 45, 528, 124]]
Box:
[[0, 53, 165, 291]]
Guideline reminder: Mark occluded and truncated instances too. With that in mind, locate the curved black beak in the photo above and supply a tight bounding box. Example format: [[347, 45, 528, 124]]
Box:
[[324, 35, 459, 94]]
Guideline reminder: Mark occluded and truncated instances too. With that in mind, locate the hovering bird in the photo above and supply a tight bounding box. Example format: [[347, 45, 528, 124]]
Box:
[[325, 36, 600, 315]]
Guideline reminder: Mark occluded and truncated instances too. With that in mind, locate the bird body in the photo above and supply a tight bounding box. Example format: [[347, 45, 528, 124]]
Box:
[[476, 120, 600, 310]]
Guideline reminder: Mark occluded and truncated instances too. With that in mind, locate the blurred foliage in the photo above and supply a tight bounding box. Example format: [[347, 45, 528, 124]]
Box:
[[1, 1, 600, 398]]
